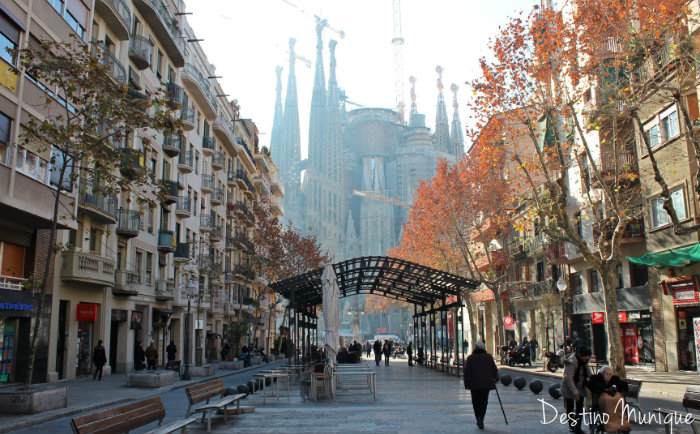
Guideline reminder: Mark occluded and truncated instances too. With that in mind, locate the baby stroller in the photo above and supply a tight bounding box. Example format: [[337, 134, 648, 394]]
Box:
[[585, 384, 631, 434]]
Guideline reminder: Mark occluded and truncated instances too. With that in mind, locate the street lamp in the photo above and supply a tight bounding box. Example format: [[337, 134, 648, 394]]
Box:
[[182, 280, 196, 380], [556, 276, 568, 342]]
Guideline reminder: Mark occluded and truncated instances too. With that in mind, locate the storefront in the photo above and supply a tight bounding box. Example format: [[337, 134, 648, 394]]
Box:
[[663, 275, 700, 371], [572, 285, 655, 366], [0, 288, 50, 384], [75, 303, 98, 377]]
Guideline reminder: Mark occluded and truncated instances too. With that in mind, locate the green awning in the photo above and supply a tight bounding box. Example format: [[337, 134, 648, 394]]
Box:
[[627, 242, 700, 267]]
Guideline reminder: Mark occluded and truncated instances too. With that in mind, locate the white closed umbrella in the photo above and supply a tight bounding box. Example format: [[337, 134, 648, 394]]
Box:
[[322, 264, 340, 365]]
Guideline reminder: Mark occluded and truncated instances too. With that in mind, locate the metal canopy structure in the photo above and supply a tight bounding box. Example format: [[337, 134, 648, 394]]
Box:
[[271, 256, 479, 309]]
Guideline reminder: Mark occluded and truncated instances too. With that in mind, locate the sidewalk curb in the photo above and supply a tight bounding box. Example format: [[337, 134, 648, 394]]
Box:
[[0, 360, 286, 434], [499, 366, 686, 399]]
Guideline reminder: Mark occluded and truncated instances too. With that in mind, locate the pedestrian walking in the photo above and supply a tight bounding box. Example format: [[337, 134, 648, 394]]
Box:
[[407, 341, 413, 366], [92, 340, 107, 380], [373, 340, 382, 366], [560, 346, 592, 434], [134, 340, 146, 371], [365, 341, 372, 358], [220, 340, 231, 361], [529, 337, 539, 362], [463, 341, 498, 430], [382, 340, 392, 366], [166, 340, 177, 362], [145, 341, 158, 370], [416, 346, 424, 365]]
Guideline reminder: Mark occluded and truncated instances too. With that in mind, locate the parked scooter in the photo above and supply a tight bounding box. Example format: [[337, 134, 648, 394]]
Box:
[[507, 346, 531, 367], [543, 348, 567, 372]]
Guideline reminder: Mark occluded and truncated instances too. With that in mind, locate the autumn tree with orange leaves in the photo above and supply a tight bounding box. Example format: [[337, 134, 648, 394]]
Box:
[[466, 0, 697, 376]]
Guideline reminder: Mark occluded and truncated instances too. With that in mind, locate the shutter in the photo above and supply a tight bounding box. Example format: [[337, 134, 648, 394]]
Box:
[[0, 12, 19, 44]]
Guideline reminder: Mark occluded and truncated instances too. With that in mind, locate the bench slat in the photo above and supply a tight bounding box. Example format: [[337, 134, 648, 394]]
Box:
[[193, 395, 243, 412], [72, 397, 165, 434], [186, 379, 226, 405], [143, 417, 199, 434]]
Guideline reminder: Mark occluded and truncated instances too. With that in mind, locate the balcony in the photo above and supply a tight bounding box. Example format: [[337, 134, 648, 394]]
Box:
[[200, 214, 214, 232], [599, 151, 638, 184], [202, 136, 216, 156], [235, 170, 253, 191], [160, 179, 179, 205], [113, 269, 138, 296], [61, 251, 115, 286], [236, 138, 255, 169], [116, 209, 140, 238], [201, 174, 214, 194], [593, 218, 645, 245], [119, 148, 144, 179], [270, 201, 284, 217], [127, 88, 148, 113], [97, 48, 127, 84], [181, 108, 195, 131], [177, 151, 193, 173], [234, 232, 254, 254], [544, 241, 583, 265], [128, 34, 152, 69], [226, 170, 236, 187], [0, 275, 27, 291], [225, 238, 235, 251], [505, 279, 558, 300], [162, 133, 181, 158], [232, 201, 255, 225], [165, 82, 184, 109], [210, 225, 223, 242], [211, 152, 225, 171], [233, 264, 255, 280], [155, 279, 175, 300], [633, 38, 675, 87], [211, 188, 224, 206], [270, 178, 284, 198], [212, 117, 236, 153], [174, 242, 190, 262], [181, 64, 218, 119], [96, 0, 131, 40], [78, 180, 118, 224], [174, 196, 191, 218], [158, 230, 176, 253], [132, 0, 185, 67]]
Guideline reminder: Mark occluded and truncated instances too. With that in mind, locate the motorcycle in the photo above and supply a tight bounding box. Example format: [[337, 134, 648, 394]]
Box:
[[507, 346, 531, 367], [544, 348, 567, 372]]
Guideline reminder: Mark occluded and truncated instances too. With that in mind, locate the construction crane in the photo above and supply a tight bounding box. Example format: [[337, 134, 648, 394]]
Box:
[[392, 0, 406, 124], [352, 189, 411, 209], [279, 0, 345, 39]]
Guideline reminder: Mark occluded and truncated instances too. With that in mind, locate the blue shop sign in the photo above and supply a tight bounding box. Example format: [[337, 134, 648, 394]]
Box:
[[0, 302, 33, 311]]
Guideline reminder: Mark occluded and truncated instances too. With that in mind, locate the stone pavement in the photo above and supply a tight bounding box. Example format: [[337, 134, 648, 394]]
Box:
[[502, 360, 699, 398], [0, 359, 285, 433], [7, 358, 698, 434]]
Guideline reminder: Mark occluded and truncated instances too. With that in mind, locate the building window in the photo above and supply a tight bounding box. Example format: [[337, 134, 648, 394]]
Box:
[[135, 250, 143, 283], [145, 252, 153, 285], [194, 151, 199, 175], [660, 108, 680, 142], [45, 0, 86, 40], [644, 105, 680, 151], [0, 32, 16, 67], [570, 272, 583, 295], [589, 269, 601, 293], [650, 186, 687, 229]]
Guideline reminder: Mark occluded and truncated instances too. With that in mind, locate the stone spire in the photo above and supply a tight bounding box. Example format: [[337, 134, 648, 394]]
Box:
[[450, 83, 465, 158], [432, 65, 451, 154], [281, 38, 301, 226], [269, 66, 284, 160], [307, 21, 327, 173], [325, 39, 342, 180], [409, 76, 418, 120]]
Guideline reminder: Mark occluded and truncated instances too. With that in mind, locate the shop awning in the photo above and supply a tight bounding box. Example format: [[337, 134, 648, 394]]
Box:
[[627, 242, 700, 268]]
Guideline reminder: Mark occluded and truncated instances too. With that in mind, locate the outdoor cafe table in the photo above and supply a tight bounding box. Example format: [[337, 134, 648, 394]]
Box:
[[253, 371, 291, 403]]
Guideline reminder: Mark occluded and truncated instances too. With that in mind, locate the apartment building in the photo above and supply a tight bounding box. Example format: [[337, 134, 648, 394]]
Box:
[[0, 0, 285, 384]]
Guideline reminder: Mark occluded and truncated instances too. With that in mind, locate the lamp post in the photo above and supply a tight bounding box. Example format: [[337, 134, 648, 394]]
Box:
[[556, 276, 568, 345], [182, 280, 196, 380]]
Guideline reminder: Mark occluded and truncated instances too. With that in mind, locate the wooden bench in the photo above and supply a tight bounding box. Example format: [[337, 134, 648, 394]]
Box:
[[620, 378, 642, 412], [71, 396, 197, 434], [165, 361, 181, 379], [656, 386, 700, 434], [185, 379, 247, 432]]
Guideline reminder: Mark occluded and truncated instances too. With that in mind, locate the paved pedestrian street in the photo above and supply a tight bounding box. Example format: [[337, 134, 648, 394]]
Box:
[[9, 359, 696, 434]]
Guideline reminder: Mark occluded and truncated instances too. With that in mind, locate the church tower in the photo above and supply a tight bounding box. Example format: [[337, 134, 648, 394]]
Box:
[[450, 83, 465, 158], [432, 65, 451, 155]]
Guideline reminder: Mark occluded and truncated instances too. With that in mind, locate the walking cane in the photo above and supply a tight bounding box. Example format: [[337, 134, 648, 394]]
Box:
[[494, 386, 508, 424]]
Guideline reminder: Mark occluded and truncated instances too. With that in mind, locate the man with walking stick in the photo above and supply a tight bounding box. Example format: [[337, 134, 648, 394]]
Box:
[[463, 341, 501, 430]]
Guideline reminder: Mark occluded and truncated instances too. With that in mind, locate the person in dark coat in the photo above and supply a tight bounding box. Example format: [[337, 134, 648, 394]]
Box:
[[382, 341, 392, 366], [586, 365, 628, 397], [145, 341, 158, 370], [373, 340, 382, 366], [416, 346, 424, 365], [463, 341, 498, 430], [560, 346, 591, 434], [529, 337, 539, 361], [166, 341, 177, 362], [92, 340, 107, 380], [407, 342, 413, 366], [134, 340, 146, 371]]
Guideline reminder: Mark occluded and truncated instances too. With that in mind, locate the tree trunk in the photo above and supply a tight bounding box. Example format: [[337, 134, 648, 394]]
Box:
[[24, 162, 67, 390], [600, 266, 626, 378], [493, 284, 506, 346], [462, 294, 480, 352]]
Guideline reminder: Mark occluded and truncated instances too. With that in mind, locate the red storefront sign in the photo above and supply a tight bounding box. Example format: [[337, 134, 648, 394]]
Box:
[[376, 328, 387, 333], [591, 311, 627, 324], [663, 276, 699, 305], [76, 303, 97, 322], [673, 289, 700, 306]]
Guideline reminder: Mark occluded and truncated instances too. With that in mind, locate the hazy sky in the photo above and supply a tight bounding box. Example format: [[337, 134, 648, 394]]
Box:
[[187, 0, 537, 158]]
